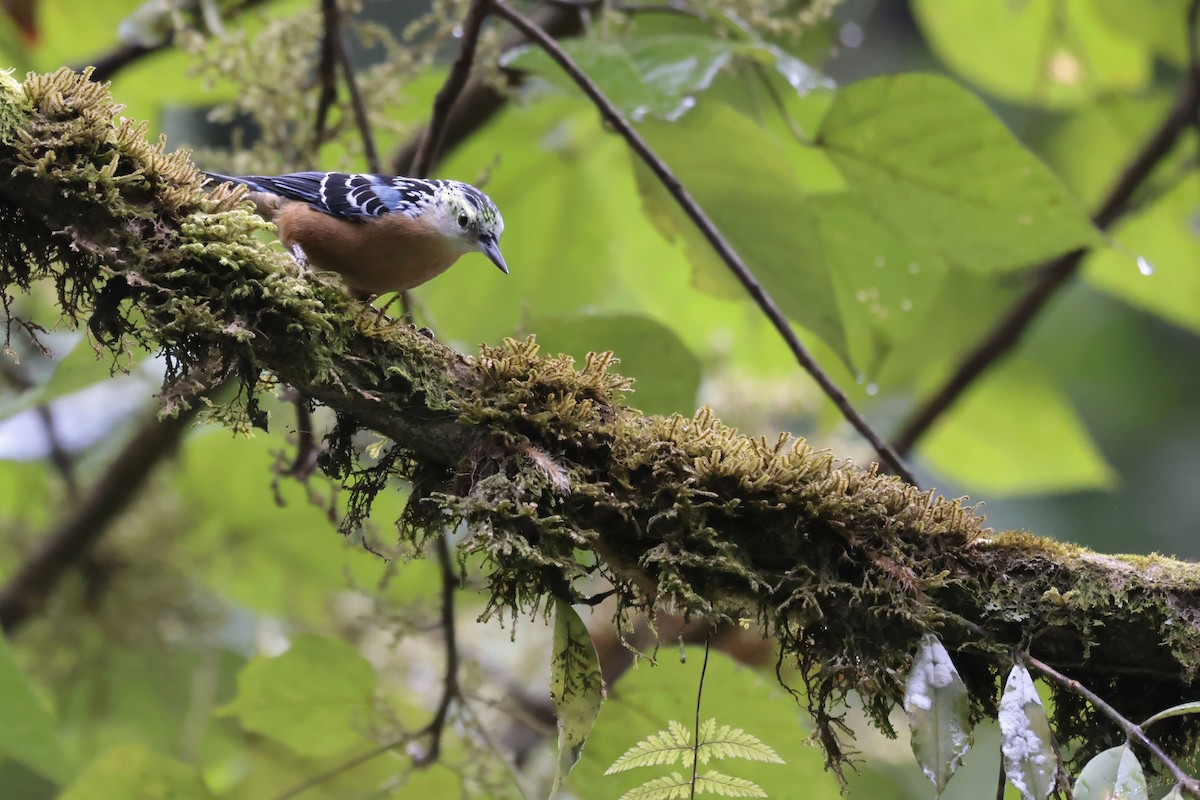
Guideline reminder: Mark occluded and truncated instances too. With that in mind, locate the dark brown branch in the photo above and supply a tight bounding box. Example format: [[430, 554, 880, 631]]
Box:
[[1027, 655, 1200, 798], [313, 0, 340, 149], [892, 0, 1200, 457], [0, 402, 202, 634], [487, 0, 916, 484], [80, 0, 273, 83], [409, 0, 491, 178], [334, 8, 379, 173], [391, 4, 586, 175]]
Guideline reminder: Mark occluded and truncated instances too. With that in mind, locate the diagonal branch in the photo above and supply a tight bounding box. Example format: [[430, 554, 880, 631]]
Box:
[[892, 0, 1200, 457], [409, 0, 492, 179], [0, 401, 203, 634], [486, 0, 916, 484], [9, 65, 1200, 775]]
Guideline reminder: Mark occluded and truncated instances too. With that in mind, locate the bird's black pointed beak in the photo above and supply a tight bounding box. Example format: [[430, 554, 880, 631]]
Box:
[[480, 237, 509, 275]]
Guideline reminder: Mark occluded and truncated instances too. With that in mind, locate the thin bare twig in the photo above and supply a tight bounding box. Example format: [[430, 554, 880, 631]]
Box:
[[335, 14, 379, 172], [690, 638, 711, 800], [0, 402, 201, 634], [414, 533, 462, 765], [892, 0, 1200, 457], [270, 735, 413, 800], [410, 0, 492, 178], [1026, 654, 1200, 798], [488, 0, 915, 483]]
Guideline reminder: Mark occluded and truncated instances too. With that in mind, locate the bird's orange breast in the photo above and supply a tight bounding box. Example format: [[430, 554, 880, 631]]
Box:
[[274, 203, 466, 295]]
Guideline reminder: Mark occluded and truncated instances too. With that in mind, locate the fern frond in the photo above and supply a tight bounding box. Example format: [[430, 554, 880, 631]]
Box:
[[694, 770, 769, 798], [697, 720, 785, 765], [616, 771, 691, 800], [605, 720, 694, 774]]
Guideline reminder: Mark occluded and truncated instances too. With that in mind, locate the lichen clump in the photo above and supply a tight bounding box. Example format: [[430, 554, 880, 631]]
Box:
[[0, 68, 353, 400]]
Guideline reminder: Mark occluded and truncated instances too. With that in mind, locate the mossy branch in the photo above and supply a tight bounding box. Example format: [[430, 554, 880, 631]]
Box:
[[2, 68, 1200, 773]]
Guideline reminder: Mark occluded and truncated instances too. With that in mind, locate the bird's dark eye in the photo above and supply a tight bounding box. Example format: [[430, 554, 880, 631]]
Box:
[[457, 213, 470, 228]]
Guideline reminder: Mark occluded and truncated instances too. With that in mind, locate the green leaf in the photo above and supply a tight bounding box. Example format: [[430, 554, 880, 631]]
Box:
[[817, 74, 1100, 274], [637, 104, 847, 357], [998, 664, 1056, 800], [0, 334, 150, 425], [606, 720, 692, 774], [506, 34, 827, 123], [1085, 175, 1200, 334], [617, 771, 691, 800], [903, 635, 972, 797], [814, 193, 949, 373], [533, 314, 701, 415], [1143, 700, 1200, 729], [911, 0, 1150, 107], [696, 719, 783, 766], [550, 600, 605, 796], [1074, 744, 1149, 800], [693, 770, 769, 798], [58, 745, 211, 800], [0, 634, 76, 785], [220, 634, 376, 758], [920, 358, 1115, 496], [1161, 786, 1187, 800], [577, 649, 838, 800], [1093, 0, 1192, 67]]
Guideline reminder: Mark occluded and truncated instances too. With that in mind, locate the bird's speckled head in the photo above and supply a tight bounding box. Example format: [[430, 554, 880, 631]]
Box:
[[421, 180, 507, 274]]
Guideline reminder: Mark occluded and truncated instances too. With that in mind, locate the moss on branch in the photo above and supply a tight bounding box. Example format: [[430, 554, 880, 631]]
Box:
[[2, 68, 1200, 773]]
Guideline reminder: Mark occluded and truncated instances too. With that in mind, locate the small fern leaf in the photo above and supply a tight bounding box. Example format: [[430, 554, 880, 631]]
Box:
[[616, 772, 692, 800], [695, 770, 769, 798], [606, 722, 693, 774], [699, 720, 785, 765]]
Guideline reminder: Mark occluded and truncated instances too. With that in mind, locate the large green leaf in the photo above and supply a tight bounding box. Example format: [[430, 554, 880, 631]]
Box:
[[549, 600, 604, 795], [1085, 175, 1200, 333], [533, 314, 701, 415], [638, 103, 847, 357], [1074, 744, 1149, 800], [920, 358, 1115, 496], [569, 648, 838, 800], [912, 0, 1150, 108], [506, 33, 827, 124], [0, 634, 76, 785], [59, 745, 211, 800], [1093, 0, 1192, 67], [179, 428, 437, 620], [221, 635, 376, 758], [817, 74, 1100, 274]]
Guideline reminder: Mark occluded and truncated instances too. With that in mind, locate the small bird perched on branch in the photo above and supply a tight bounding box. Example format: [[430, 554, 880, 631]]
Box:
[[201, 171, 508, 297]]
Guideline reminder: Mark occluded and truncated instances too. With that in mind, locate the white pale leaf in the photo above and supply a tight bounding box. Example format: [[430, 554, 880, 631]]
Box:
[[549, 599, 605, 796], [998, 664, 1057, 800], [1074, 744, 1149, 800], [1160, 786, 1186, 800], [903, 634, 973, 796]]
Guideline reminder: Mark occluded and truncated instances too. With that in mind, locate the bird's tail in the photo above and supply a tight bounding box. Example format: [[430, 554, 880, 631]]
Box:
[[199, 171, 273, 194]]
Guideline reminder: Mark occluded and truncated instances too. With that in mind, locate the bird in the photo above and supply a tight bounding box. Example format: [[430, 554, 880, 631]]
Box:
[[200, 171, 508, 297]]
